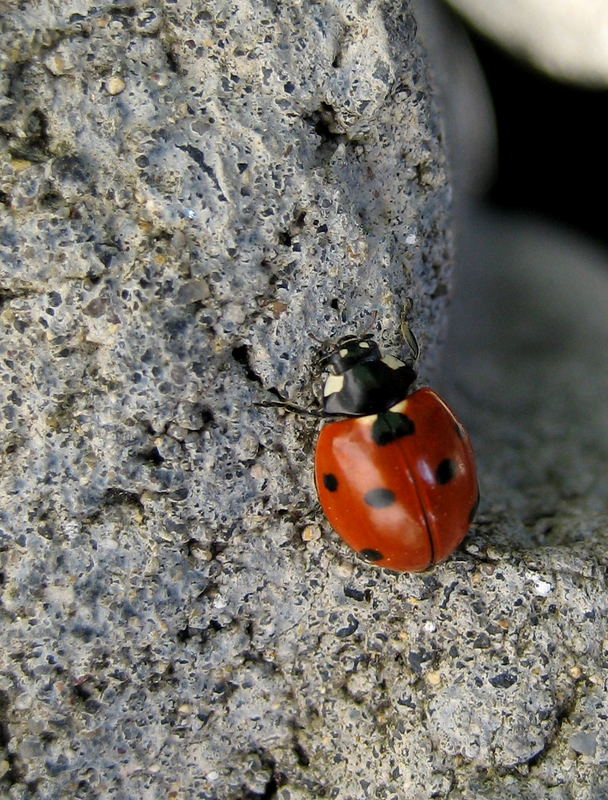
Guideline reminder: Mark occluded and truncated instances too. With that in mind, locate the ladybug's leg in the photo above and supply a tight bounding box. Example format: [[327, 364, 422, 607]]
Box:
[[254, 399, 326, 418]]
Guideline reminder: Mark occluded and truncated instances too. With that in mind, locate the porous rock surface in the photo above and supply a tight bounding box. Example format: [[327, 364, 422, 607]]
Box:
[[1, 2, 453, 799]]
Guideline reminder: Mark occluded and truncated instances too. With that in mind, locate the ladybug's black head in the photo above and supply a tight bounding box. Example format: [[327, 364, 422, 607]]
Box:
[[320, 334, 380, 375], [319, 335, 417, 416]]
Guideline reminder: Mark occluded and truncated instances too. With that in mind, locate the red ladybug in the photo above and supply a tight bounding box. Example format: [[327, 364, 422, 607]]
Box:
[[314, 333, 478, 571]]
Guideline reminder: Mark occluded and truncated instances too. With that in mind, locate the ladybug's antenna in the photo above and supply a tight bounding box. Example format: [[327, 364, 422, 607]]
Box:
[[310, 310, 380, 368], [310, 308, 378, 346], [400, 301, 420, 361], [254, 399, 325, 418], [308, 331, 336, 370], [308, 331, 327, 345]]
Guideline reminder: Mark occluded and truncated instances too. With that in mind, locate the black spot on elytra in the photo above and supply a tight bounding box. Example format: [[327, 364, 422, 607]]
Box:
[[469, 488, 480, 522], [364, 488, 395, 508], [371, 411, 415, 445], [435, 458, 456, 484], [323, 473, 338, 492], [360, 548, 383, 562]]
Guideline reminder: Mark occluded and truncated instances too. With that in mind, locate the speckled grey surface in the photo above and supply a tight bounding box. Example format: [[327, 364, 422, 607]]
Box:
[[436, 210, 608, 800], [0, 2, 453, 798], [2, 2, 608, 800]]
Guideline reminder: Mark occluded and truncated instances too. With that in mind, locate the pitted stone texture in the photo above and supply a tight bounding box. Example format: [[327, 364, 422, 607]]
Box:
[[0, 1, 456, 799], [3, 2, 608, 799]]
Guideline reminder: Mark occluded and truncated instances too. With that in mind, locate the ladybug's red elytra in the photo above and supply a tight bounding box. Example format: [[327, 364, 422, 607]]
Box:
[[314, 333, 478, 571]]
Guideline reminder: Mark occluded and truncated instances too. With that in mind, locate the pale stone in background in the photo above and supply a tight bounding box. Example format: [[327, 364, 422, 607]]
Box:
[[445, 0, 608, 85]]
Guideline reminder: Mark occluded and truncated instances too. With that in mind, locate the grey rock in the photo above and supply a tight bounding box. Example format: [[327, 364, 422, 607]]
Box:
[[4, 1, 607, 799], [413, 0, 497, 199], [0, 2, 452, 799], [569, 732, 597, 757]]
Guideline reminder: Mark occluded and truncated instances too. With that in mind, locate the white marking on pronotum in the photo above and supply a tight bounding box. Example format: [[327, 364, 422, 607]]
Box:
[[356, 413, 378, 427], [382, 355, 405, 371], [360, 341, 370, 348], [390, 399, 409, 414], [323, 374, 345, 396], [339, 348, 348, 357]]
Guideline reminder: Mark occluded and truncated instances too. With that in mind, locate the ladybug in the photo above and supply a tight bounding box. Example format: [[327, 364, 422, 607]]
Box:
[[314, 332, 478, 571]]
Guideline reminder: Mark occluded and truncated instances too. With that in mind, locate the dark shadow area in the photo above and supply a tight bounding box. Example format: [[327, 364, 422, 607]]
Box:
[[470, 30, 608, 247]]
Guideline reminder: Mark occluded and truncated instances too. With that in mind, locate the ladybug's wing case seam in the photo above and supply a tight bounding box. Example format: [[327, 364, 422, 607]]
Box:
[[383, 411, 435, 564], [314, 412, 435, 571], [397, 389, 478, 564]]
